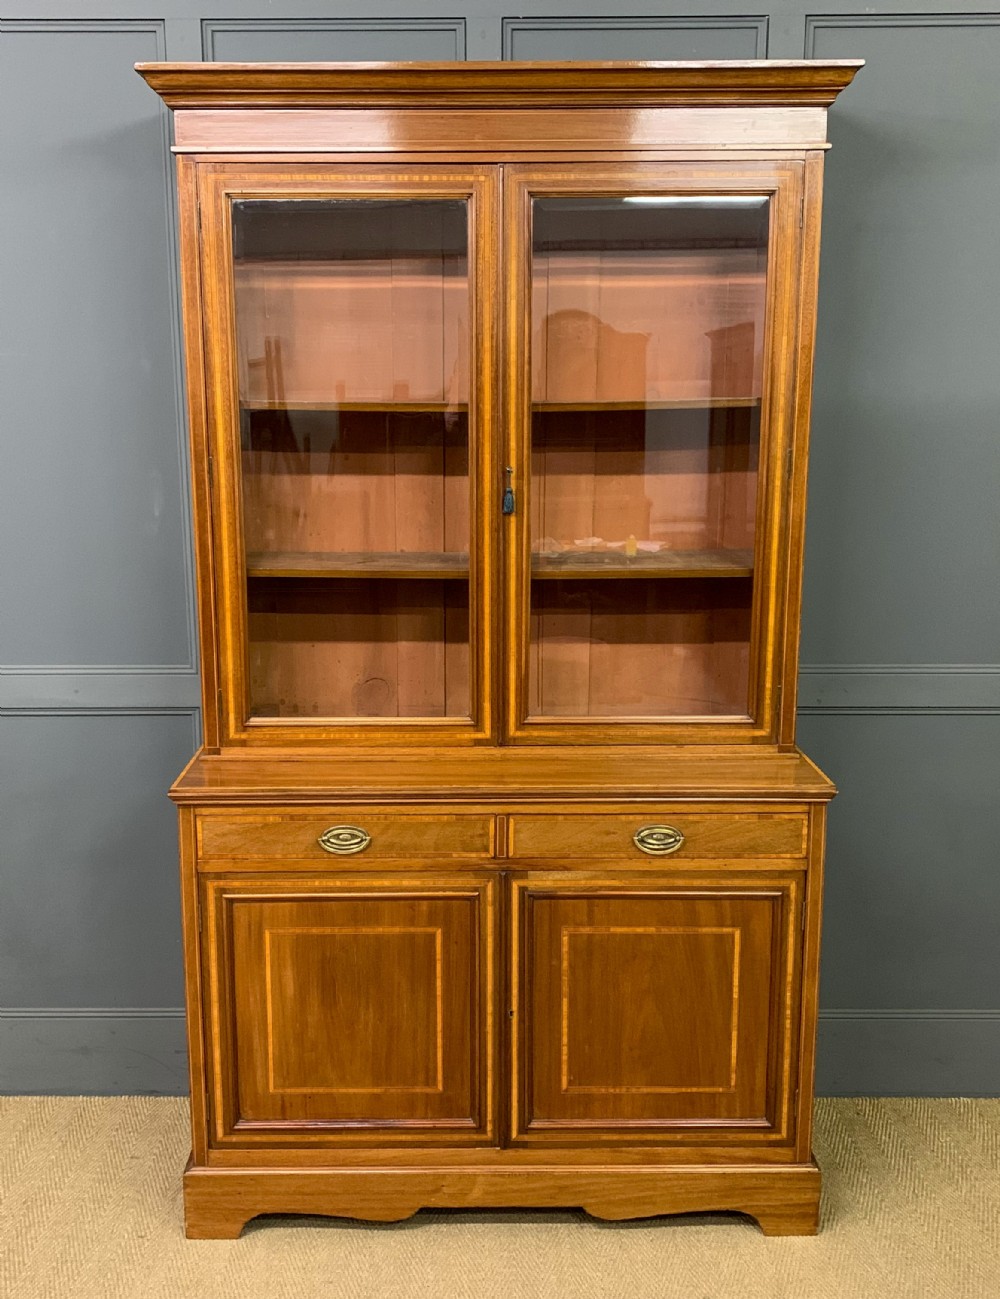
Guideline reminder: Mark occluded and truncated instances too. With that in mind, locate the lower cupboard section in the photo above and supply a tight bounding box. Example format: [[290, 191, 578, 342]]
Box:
[[200, 867, 805, 1154]]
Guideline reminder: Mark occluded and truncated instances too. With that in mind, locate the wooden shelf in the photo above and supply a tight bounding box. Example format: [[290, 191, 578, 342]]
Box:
[[533, 398, 760, 412], [246, 551, 470, 580], [532, 549, 753, 579], [242, 400, 467, 414], [242, 398, 756, 414]]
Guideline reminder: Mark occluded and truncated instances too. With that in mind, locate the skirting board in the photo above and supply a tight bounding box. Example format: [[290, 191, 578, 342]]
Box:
[[1, 1009, 998, 1096]]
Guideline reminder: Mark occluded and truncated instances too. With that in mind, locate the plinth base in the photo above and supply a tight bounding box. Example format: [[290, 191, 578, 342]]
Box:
[[183, 1158, 821, 1239]]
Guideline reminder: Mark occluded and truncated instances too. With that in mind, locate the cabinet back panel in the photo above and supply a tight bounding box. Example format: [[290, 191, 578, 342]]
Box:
[[242, 413, 469, 559], [528, 578, 751, 718], [532, 251, 765, 405], [247, 578, 470, 719], [531, 407, 758, 554]]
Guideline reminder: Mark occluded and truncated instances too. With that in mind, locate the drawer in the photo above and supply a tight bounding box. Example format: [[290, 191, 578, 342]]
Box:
[[197, 811, 496, 862], [508, 812, 807, 860]]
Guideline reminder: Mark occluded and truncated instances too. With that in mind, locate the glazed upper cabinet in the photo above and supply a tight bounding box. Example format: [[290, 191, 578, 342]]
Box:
[[506, 164, 801, 744], [197, 166, 498, 743], [192, 158, 807, 748]]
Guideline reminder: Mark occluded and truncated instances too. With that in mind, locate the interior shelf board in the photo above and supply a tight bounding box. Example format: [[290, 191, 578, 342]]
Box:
[[531, 549, 754, 579], [242, 400, 467, 414], [532, 398, 760, 413], [247, 551, 470, 579]]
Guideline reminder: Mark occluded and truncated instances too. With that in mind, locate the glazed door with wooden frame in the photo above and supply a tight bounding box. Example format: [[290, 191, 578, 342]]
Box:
[[511, 874, 803, 1144], [196, 165, 498, 745], [503, 164, 805, 744], [201, 874, 497, 1146]]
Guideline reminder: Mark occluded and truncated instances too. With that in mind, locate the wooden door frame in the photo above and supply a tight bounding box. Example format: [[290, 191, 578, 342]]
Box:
[[501, 160, 807, 745], [192, 161, 501, 747]]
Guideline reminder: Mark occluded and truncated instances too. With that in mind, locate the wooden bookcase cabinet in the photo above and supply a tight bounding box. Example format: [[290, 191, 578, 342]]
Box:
[[139, 60, 861, 1238]]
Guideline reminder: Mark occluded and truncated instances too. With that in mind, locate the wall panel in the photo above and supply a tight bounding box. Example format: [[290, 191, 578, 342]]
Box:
[[802, 14, 1000, 666], [203, 17, 465, 61], [502, 14, 767, 59], [0, 21, 192, 670], [0, 4, 997, 1097], [0, 711, 194, 1009]]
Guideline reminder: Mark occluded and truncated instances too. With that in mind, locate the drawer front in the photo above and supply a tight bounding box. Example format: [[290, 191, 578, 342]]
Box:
[[509, 812, 806, 860], [198, 811, 496, 862]]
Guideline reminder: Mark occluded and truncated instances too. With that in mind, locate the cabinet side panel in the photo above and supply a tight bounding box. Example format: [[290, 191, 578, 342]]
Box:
[[779, 151, 825, 746], [178, 156, 220, 748], [179, 807, 209, 1163], [795, 803, 827, 1160]]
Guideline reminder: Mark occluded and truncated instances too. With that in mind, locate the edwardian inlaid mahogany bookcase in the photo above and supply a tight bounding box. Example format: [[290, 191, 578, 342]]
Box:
[[138, 59, 861, 1239]]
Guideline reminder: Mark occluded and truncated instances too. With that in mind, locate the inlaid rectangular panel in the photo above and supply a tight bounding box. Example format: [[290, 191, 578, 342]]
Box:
[[204, 875, 495, 1144], [513, 876, 800, 1141]]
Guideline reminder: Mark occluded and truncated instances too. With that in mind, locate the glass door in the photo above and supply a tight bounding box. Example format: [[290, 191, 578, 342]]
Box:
[[504, 165, 803, 742], [198, 167, 497, 743]]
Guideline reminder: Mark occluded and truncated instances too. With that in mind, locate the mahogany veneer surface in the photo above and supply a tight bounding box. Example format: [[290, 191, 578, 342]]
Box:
[[138, 58, 859, 1238]]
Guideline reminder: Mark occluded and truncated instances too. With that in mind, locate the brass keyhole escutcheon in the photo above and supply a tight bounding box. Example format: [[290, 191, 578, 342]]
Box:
[[318, 825, 371, 856], [633, 825, 685, 856]]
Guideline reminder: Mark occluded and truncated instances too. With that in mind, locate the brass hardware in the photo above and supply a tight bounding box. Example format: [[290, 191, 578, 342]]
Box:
[[318, 825, 371, 855], [633, 825, 685, 856]]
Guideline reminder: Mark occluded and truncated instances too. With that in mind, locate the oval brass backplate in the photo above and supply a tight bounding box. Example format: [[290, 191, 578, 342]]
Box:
[[633, 825, 685, 856], [318, 825, 371, 856]]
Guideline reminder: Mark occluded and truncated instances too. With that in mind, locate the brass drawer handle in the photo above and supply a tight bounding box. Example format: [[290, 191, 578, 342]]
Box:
[[318, 825, 371, 856], [633, 825, 685, 856]]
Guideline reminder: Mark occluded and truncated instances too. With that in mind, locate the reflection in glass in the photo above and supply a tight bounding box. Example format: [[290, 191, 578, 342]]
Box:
[[527, 196, 768, 719], [231, 199, 471, 719]]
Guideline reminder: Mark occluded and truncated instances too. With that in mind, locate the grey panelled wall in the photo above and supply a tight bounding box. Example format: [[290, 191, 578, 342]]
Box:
[[1, 2, 997, 1096]]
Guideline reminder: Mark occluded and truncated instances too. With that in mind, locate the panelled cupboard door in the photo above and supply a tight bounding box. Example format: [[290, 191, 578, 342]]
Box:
[[202, 875, 497, 1145], [503, 162, 806, 744], [194, 164, 499, 747], [512, 874, 802, 1143]]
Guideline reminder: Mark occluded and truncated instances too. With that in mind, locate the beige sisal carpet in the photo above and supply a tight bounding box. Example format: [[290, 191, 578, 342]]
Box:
[[1, 1097, 997, 1299]]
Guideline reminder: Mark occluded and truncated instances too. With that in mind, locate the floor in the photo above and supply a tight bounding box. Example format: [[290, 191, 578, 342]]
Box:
[[1, 1097, 997, 1298]]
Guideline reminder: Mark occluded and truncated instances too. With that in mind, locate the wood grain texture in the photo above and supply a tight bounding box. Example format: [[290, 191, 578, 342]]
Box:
[[508, 811, 806, 858], [175, 155, 221, 750], [177, 808, 209, 1163], [170, 746, 836, 804], [511, 874, 800, 1142], [169, 106, 833, 155], [137, 61, 857, 1240], [201, 874, 497, 1145], [136, 59, 862, 109], [181, 1160, 821, 1238], [198, 809, 496, 861]]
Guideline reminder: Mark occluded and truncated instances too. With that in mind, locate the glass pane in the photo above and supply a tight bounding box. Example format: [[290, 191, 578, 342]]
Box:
[[232, 198, 471, 720], [527, 195, 768, 719]]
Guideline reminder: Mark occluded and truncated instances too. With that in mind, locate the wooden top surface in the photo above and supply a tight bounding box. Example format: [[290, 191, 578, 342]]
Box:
[[136, 60, 863, 110], [170, 746, 836, 805]]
